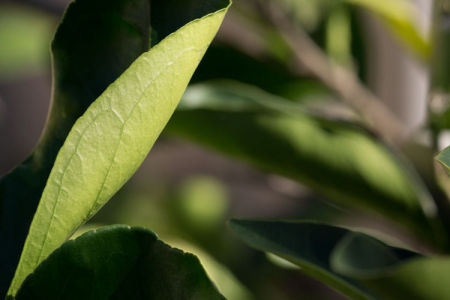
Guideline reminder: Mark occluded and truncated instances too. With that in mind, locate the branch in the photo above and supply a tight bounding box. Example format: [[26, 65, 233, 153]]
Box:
[[260, 0, 408, 145]]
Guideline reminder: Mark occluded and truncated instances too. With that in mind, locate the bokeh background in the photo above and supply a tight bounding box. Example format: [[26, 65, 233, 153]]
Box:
[[0, 0, 435, 298]]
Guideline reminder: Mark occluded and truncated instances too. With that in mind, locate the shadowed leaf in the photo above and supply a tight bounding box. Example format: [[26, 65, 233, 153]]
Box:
[[15, 225, 224, 300], [229, 219, 425, 300]]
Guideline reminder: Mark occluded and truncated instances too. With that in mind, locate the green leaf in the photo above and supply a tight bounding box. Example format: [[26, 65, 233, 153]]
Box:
[[14, 225, 224, 300], [166, 238, 253, 300], [167, 81, 439, 242], [331, 226, 450, 299], [229, 219, 420, 300], [437, 145, 450, 173], [7, 0, 230, 296], [330, 232, 416, 277], [1, 0, 156, 293], [355, 257, 450, 300], [190, 42, 322, 101]]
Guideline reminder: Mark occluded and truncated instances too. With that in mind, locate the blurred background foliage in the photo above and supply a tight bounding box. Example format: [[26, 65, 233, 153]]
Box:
[[1, 0, 448, 298]]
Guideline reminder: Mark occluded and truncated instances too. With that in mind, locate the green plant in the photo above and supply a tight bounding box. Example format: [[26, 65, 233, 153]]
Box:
[[4, 0, 450, 299], [1, 0, 230, 298]]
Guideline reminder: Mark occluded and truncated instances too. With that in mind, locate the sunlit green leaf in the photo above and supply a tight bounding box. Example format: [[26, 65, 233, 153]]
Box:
[[14, 225, 224, 300], [1, 0, 156, 293], [7, 0, 230, 296]]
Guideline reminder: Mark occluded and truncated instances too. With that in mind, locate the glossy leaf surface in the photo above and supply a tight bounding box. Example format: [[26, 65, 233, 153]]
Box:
[[15, 225, 224, 300], [7, 0, 230, 295]]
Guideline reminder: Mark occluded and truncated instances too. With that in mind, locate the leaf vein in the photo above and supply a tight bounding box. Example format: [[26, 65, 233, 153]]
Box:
[[34, 46, 200, 265]]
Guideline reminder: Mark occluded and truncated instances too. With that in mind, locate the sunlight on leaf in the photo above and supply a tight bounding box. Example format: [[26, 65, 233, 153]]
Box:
[[7, 0, 230, 296]]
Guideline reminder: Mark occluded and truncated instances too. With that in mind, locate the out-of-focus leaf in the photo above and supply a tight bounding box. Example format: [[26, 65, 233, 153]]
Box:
[[177, 81, 306, 113], [167, 238, 254, 300], [167, 81, 439, 243], [355, 257, 450, 300], [6, 0, 230, 296], [330, 232, 415, 277], [346, 0, 430, 58], [229, 219, 428, 300], [332, 228, 450, 299], [14, 225, 224, 300], [0, 4, 54, 79], [191, 44, 327, 101]]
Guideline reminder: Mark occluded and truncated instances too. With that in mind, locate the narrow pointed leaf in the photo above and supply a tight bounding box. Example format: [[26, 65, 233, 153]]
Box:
[[15, 225, 224, 300], [229, 219, 420, 300], [7, 0, 230, 295]]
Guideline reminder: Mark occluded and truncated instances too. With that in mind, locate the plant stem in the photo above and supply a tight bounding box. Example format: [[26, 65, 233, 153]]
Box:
[[258, 0, 407, 146]]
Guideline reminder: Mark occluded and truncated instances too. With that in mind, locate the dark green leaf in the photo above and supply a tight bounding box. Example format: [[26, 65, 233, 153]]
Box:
[[330, 232, 417, 277], [14, 225, 224, 300], [167, 82, 439, 242], [191, 45, 319, 100], [229, 219, 421, 300]]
